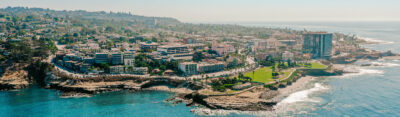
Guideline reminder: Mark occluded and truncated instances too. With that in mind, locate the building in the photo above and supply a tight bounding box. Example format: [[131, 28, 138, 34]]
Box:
[[157, 45, 189, 55], [123, 53, 135, 66], [115, 42, 130, 49], [163, 70, 175, 76], [266, 38, 281, 50], [79, 63, 92, 73], [78, 43, 100, 50], [110, 65, 125, 74], [303, 32, 333, 59], [197, 62, 225, 73], [140, 41, 159, 52], [63, 60, 80, 71], [256, 51, 279, 61], [95, 53, 109, 64], [63, 53, 82, 61], [211, 40, 235, 56], [187, 43, 206, 51], [254, 40, 268, 50], [125, 67, 148, 75], [282, 51, 294, 61], [254, 38, 282, 51], [279, 40, 296, 46], [83, 57, 95, 64], [111, 53, 123, 65], [170, 56, 193, 62], [178, 62, 198, 76]]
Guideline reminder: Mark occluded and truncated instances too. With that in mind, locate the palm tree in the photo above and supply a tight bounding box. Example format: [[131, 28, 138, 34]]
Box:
[[253, 71, 255, 79]]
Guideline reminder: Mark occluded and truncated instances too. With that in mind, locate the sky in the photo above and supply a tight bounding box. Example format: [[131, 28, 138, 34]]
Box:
[[1, 0, 400, 23]]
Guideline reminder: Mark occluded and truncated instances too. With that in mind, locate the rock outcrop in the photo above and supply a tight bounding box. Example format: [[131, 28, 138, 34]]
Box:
[[0, 70, 30, 90], [186, 86, 278, 111]]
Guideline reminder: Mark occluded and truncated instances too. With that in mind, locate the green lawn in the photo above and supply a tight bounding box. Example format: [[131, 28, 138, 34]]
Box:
[[280, 69, 295, 80], [310, 62, 327, 69], [244, 67, 274, 83], [299, 62, 327, 69]]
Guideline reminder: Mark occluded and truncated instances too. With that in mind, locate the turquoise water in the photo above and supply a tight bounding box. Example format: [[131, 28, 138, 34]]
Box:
[[0, 88, 195, 117], [1, 22, 400, 117]]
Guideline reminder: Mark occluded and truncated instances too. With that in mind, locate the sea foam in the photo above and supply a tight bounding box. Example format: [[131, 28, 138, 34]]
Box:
[[337, 68, 385, 78], [358, 36, 394, 44], [370, 62, 400, 67], [278, 83, 328, 104]]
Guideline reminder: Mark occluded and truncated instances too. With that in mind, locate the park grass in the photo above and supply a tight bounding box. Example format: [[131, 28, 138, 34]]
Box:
[[244, 67, 275, 83], [299, 62, 327, 69], [310, 62, 327, 69], [280, 69, 295, 80]]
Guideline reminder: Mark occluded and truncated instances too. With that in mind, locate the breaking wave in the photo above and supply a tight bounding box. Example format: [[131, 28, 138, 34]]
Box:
[[358, 36, 394, 44], [277, 83, 328, 104], [369, 62, 400, 67], [337, 68, 385, 78]]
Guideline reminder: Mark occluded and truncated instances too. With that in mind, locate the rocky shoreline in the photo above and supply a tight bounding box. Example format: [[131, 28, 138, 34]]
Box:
[[0, 66, 30, 91], [191, 76, 317, 116], [0, 50, 398, 114]]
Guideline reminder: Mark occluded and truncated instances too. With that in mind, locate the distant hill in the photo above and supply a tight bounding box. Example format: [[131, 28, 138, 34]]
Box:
[[0, 7, 181, 25]]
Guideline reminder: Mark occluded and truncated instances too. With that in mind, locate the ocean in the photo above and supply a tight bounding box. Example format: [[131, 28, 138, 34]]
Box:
[[244, 22, 400, 116], [1, 22, 400, 117]]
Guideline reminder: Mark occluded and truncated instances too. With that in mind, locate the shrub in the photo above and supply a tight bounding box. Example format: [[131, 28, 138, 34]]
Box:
[[264, 84, 278, 90]]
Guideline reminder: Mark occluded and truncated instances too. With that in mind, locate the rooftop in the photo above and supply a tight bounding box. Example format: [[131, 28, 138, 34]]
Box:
[[304, 32, 331, 34]]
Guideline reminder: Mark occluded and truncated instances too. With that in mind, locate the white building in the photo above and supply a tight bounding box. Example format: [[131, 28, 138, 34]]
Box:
[[282, 51, 294, 61], [197, 62, 225, 73], [158, 44, 190, 55], [123, 53, 135, 66], [211, 40, 235, 56], [178, 62, 198, 76], [126, 67, 148, 75], [110, 66, 125, 74]]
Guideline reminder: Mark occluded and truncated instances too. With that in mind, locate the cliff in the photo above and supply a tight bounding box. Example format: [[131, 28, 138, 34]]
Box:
[[0, 70, 29, 90]]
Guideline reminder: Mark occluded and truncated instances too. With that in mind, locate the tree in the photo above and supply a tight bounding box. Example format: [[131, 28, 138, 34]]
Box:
[[253, 71, 255, 79], [105, 26, 116, 33], [151, 37, 158, 42], [193, 51, 204, 62], [228, 58, 239, 69]]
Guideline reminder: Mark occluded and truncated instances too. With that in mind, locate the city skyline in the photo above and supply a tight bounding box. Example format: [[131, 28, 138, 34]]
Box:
[[1, 0, 400, 23]]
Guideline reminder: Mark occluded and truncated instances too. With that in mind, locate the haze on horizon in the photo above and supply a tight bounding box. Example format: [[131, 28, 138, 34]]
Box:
[[1, 0, 399, 23]]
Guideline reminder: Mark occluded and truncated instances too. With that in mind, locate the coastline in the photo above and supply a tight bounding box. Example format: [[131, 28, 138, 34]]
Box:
[[1, 49, 392, 113], [142, 86, 194, 94], [191, 76, 318, 116]]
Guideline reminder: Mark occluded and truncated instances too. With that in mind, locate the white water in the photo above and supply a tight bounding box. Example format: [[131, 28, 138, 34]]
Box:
[[358, 36, 394, 44], [370, 61, 400, 67], [338, 68, 385, 78], [278, 83, 328, 104]]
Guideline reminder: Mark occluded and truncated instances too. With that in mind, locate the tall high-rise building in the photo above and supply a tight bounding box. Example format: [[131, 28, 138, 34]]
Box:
[[303, 32, 333, 59]]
